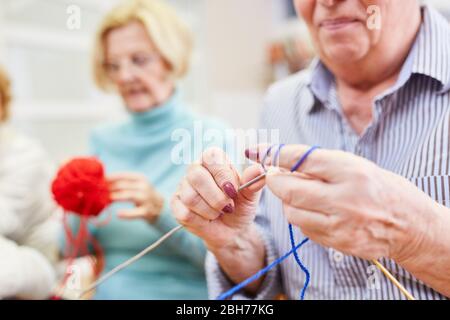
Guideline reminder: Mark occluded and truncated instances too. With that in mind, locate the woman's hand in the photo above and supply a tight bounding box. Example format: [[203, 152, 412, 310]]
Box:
[[108, 173, 164, 224], [171, 147, 266, 252], [171, 147, 268, 292], [250, 144, 443, 263]]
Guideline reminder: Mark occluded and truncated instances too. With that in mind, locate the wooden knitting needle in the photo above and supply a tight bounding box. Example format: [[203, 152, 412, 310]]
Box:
[[372, 259, 415, 300], [78, 225, 184, 298]]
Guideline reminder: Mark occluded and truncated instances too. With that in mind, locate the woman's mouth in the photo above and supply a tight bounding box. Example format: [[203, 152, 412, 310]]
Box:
[[126, 88, 147, 96]]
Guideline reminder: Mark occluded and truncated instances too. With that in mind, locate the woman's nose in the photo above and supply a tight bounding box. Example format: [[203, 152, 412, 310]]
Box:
[[115, 63, 140, 84], [116, 64, 136, 83]]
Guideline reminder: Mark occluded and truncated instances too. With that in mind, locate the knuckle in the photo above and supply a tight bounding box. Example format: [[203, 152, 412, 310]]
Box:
[[207, 211, 222, 221], [283, 205, 296, 223], [212, 195, 229, 211], [187, 165, 206, 186], [212, 169, 231, 184], [176, 208, 194, 225], [325, 216, 338, 235], [202, 147, 226, 166], [182, 191, 203, 209], [171, 198, 184, 219], [283, 186, 298, 205], [352, 168, 371, 187]]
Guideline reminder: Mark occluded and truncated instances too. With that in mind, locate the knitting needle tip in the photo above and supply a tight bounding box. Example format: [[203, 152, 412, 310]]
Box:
[[238, 172, 267, 191]]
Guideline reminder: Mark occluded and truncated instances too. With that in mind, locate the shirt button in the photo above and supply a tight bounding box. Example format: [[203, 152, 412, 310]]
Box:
[[333, 250, 344, 264]]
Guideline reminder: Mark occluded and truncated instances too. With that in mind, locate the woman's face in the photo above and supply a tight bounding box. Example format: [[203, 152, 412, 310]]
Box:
[[294, 0, 405, 65], [104, 21, 174, 113]]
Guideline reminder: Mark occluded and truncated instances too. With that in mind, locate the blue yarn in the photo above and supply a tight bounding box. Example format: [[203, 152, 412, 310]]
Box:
[[261, 144, 276, 171], [272, 144, 311, 299], [272, 144, 285, 167], [287, 145, 320, 300], [216, 145, 320, 300], [289, 224, 310, 300], [291, 145, 321, 172], [216, 237, 310, 300]]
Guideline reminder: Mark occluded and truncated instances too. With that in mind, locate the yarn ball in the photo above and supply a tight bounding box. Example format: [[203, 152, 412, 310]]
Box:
[[51, 157, 111, 217]]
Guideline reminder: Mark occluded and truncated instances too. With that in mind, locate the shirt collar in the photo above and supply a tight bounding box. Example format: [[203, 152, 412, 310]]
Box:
[[411, 5, 450, 93], [306, 5, 450, 114]]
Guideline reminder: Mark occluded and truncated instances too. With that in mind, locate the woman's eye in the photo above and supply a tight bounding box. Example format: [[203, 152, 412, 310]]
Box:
[[132, 55, 153, 67]]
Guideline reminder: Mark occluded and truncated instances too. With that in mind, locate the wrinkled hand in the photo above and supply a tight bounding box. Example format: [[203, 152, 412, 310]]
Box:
[[109, 173, 164, 224], [250, 144, 439, 262], [171, 147, 266, 251]]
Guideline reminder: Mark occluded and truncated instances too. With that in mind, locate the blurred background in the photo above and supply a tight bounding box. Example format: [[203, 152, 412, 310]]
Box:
[[0, 0, 449, 162]]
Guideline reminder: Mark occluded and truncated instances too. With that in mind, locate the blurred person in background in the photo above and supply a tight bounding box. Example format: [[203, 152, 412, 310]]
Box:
[[62, 0, 230, 300], [0, 65, 58, 299], [268, 29, 315, 82]]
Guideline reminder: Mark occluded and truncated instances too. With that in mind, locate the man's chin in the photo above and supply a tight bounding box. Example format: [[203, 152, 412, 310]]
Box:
[[322, 44, 368, 65]]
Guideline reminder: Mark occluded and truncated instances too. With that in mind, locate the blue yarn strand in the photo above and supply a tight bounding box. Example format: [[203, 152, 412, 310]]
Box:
[[288, 224, 310, 300], [286, 145, 320, 300], [261, 144, 276, 171], [216, 237, 310, 300], [291, 145, 321, 172], [272, 144, 285, 167]]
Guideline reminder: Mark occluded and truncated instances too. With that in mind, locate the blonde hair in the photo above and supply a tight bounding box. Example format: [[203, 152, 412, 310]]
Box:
[[93, 0, 193, 91], [0, 66, 12, 122]]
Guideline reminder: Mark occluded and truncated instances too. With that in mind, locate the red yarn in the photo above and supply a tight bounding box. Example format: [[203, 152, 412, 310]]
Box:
[[51, 157, 111, 298], [52, 157, 111, 217]]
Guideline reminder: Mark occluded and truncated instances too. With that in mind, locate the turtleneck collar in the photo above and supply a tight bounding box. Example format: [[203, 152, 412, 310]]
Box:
[[128, 89, 185, 130]]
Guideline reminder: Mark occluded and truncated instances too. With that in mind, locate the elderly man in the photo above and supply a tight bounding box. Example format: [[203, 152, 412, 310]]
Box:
[[172, 0, 450, 300]]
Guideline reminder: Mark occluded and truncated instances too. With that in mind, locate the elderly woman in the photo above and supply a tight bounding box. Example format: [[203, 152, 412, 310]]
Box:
[[172, 0, 450, 300], [0, 66, 58, 299], [69, 0, 229, 300]]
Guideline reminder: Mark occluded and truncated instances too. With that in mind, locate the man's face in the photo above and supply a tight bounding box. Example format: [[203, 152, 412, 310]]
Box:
[[294, 0, 411, 64]]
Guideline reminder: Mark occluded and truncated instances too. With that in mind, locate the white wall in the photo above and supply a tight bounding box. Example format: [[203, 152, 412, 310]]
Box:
[[201, 0, 276, 130]]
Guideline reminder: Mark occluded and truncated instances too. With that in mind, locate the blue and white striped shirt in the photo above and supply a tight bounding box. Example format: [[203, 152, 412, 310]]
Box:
[[206, 5, 450, 300]]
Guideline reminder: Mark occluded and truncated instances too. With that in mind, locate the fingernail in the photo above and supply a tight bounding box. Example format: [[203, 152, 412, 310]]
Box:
[[222, 182, 238, 199], [245, 149, 259, 161], [222, 204, 234, 214]]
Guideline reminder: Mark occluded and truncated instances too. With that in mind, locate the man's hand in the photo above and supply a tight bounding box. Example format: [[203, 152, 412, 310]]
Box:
[[250, 144, 442, 263]]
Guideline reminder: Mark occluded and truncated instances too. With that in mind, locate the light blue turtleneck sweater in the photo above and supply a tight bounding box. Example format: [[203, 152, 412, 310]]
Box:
[[64, 92, 230, 300]]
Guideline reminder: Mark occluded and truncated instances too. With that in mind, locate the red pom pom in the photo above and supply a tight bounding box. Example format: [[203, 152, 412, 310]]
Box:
[[51, 157, 111, 217]]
